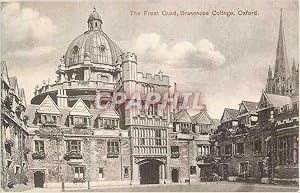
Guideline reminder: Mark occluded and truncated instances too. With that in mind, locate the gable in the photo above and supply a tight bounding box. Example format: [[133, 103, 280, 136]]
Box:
[[257, 92, 272, 110], [196, 111, 213, 125], [176, 110, 192, 123], [99, 102, 119, 118], [238, 102, 248, 116], [70, 98, 91, 116], [221, 110, 232, 123], [37, 95, 61, 115]]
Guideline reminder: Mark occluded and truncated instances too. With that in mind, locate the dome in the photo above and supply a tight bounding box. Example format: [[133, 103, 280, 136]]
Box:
[[65, 8, 123, 66]]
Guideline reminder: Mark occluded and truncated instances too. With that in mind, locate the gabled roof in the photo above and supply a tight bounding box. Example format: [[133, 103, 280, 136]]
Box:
[[238, 101, 258, 116], [191, 111, 213, 125], [257, 91, 290, 110], [37, 95, 61, 115], [70, 98, 92, 116], [173, 110, 192, 123], [266, 93, 290, 107], [220, 108, 239, 123], [98, 102, 119, 118]]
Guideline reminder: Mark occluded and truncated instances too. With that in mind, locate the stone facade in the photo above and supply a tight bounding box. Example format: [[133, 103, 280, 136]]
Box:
[[1, 61, 30, 190], [214, 10, 299, 185]]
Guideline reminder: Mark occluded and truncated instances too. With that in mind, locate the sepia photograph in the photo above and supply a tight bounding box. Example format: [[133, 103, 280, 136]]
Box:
[[0, 0, 299, 192]]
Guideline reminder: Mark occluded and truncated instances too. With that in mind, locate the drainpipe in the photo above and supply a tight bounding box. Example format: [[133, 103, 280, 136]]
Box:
[[188, 139, 190, 184]]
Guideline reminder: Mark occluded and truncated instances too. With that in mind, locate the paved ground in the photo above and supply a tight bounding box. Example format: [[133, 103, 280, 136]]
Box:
[[57, 182, 298, 192]]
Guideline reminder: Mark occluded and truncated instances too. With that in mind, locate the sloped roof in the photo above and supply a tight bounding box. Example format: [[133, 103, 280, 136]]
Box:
[[191, 111, 213, 125], [221, 108, 239, 123], [226, 108, 239, 118], [243, 101, 258, 112], [173, 110, 192, 123], [211, 118, 220, 126], [98, 102, 119, 118], [37, 95, 61, 115], [266, 93, 290, 107], [70, 98, 92, 116]]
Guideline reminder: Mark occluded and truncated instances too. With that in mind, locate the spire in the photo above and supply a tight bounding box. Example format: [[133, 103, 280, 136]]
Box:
[[268, 65, 272, 80], [292, 58, 296, 71], [274, 8, 290, 77]]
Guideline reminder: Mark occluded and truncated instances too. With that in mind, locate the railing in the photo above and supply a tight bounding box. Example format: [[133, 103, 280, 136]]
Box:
[[73, 177, 86, 183], [32, 151, 46, 159], [132, 115, 168, 126], [35, 80, 116, 95], [74, 123, 89, 128], [107, 151, 119, 158], [42, 121, 59, 126], [64, 151, 83, 160]]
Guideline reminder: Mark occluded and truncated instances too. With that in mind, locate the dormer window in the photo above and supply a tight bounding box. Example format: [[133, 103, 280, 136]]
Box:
[[98, 118, 119, 129], [37, 113, 61, 126], [69, 115, 91, 128]]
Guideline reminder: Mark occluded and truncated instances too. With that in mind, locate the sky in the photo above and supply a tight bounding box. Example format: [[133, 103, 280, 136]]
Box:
[[1, 0, 299, 119]]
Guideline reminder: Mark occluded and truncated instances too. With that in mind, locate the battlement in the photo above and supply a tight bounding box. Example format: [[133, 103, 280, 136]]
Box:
[[120, 52, 137, 63], [137, 71, 169, 86]]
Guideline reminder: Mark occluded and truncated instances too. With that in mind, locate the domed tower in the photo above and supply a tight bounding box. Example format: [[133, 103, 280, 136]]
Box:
[[31, 8, 123, 109]]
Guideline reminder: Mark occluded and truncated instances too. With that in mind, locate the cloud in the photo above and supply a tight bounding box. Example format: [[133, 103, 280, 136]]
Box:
[[131, 33, 225, 70], [2, 2, 58, 43], [7, 46, 57, 58]]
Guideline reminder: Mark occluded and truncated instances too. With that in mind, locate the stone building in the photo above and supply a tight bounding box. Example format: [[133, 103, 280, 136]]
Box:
[[168, 109, 219, 183], [20, 8, 218, 188], [214, 10, 299, 185], [1, 61, 30, 190]]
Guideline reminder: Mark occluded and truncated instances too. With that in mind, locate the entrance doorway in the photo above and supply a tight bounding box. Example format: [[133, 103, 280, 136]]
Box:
[[34, 171, 45, 188], [171, 169, 179, 183], [139, 160, 160, 184], [221, 164, 229, 180], [257, 161, 264, 180]]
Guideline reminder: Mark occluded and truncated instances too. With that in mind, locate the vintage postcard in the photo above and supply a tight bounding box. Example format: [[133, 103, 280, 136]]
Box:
[[0, 0, 299, 192]]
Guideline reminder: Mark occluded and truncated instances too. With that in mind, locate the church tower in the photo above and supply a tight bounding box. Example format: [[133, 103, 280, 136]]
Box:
[[272, 9, 291, 95]]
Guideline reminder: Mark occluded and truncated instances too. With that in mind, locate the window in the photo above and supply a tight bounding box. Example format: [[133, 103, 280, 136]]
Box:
[[66, 141, 81, 153], [239, 162, 249, 175], [155, 129, 162, 146], [171, 146, 180, 158], [253, 139, 262, 155], [34, 140, 44, 153], [278, 135, 298, 166], [124, 167, 129, 178], [74, 166, 84, 179], [236, 143, 244, 155], [198, 145, 210, 155], [190, 166, 196, 175], [107, 141, 119, 156], [224, 144, 232, 155], [99, 168, 104, 179]]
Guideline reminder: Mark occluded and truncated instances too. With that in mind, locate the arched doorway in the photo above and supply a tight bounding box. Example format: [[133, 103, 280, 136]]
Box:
[[171, 169, 179, 183], [139, 160, 161, 184], [34, 171, 45, 188]]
